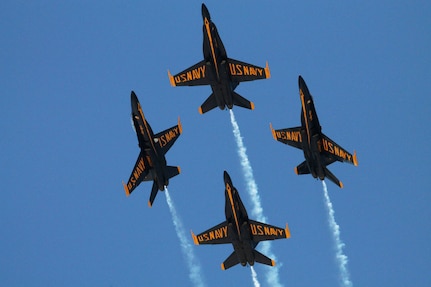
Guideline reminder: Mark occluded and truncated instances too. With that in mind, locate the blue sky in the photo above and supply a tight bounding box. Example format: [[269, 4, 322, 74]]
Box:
[[1, 1, 430, 286]]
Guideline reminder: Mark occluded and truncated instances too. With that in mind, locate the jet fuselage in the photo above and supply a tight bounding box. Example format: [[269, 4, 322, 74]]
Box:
[[131, 94, 169, 190], [223, 171, 257, 266], [298, 76, 325, 180], [201, 5, 238, 110]]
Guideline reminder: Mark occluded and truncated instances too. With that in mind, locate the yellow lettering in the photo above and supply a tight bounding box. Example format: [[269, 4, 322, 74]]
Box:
[[251, 224, 257, 235], [243, 65, 249, 75], [229, 63, 236, 75], [192, 69, 200, 79], [257, 68, 263, 76], [235, 64, 243, 75], [215, 229, 222, 239], [222, 226, 228, 237]]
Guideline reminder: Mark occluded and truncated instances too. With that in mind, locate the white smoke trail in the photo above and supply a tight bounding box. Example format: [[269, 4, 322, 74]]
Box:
[[165, 188, 206, 287], [229, 110, 283, 287], [322, 181, 353, 287], [250, 266, 261, 287]]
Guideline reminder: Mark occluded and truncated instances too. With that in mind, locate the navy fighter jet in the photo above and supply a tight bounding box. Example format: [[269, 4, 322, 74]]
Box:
[[191, 171, 290, 270], [168, 3, 270, 114], [270, 76, 358, 188], [122, 91, 182, 207]]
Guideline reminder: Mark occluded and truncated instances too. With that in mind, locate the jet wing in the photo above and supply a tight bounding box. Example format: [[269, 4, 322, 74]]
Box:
[[154, 118, 182, 155], [168, 60, 211, 86], [249, 220, 290, 243], [320, 134, 358, 166], [227, 58, 270, 82], [191, 221, 231, 245], [123, 152, 151, 196], [270, 124, 303, 149]]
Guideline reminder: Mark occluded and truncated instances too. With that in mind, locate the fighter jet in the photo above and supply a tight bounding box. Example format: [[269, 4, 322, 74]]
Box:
[[191, 171, 290, 270], [270, 76, 358, 188], [122, 91, 182, 207], [168, 3, 270, 114]]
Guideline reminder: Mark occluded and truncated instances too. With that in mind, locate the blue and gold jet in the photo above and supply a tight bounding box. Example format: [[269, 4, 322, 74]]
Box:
[[270, 76, 358, 188], [168, 3, 270, 114], [191, 171, 290, 270], [122, 91, 182, 207]]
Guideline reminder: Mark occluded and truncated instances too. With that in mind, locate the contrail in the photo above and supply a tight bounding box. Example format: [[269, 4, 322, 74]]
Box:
[[322, 181, 353, 287], [165, 188, 206, 287], [229, 110, 283, 287], [250, 266, 261, 287]]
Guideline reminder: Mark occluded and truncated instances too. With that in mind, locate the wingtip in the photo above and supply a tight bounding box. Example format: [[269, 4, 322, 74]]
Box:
[[294, 166, 299, 175], [250, 101, 255, 110], [168, 70, 176, 87], [122, 181, 130, 197], [269, 123, 277, 140], [271, 259, 276, 267], [353, 150, 358, 166], [148, 201, 153, 208], [285, 223, 291, 238], [340, 181, 344, 189], [198, 106, 203, 114], [178, 116, 183, 134], [191, 230, 199, 245], [177, 166, 181, 174], [221, 263, 226, 270], [265, 61, 271, 79]]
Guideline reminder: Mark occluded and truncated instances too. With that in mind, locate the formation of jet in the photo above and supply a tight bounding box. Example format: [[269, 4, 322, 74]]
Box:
[[270, 76, 358, 188], [191, 171, 290, 270], [123, 91, 182, 207], [168, 3, 271, 114], [121, 3, 359, 275]]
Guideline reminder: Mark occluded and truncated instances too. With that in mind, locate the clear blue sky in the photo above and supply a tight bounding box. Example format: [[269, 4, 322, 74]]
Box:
[[1, 1, 430, 286]]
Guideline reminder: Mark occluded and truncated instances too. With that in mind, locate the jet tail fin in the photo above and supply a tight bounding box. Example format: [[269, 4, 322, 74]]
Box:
[[148, 181, 159, 208], [199, 93, 218, 114], [324, 166, 343, 188], [253, 249, 275, 267], [165, 166, 181, 180], [232, 91, 255, 110], [221, 251, 240, 270]]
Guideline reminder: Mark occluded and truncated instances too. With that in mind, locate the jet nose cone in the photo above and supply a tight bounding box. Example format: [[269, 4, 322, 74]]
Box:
[[223, 170, 231, 183], [131, 91, 139, 105], [298, 75, 305, 87], [298, 75, 310, 96], [202, 3, 210, 20]]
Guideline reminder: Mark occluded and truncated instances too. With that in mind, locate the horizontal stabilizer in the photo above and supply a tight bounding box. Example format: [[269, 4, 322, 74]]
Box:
[[324, 166, 343, 188], [221, 251, 240, 270], [199, 93, 218, 114], [165, 166, 181, 180], [232, 91, 254, 110], [253, 249, 275, 267], [295, 161, 310, 175]]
